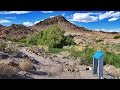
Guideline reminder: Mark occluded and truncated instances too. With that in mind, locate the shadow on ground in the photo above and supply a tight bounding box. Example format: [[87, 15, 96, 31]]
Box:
[[28, 70, 48, 76]]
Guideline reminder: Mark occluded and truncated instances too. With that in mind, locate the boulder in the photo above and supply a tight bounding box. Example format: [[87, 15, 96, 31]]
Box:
[[13, 52, 23, 58], [0, 52, 9, 59], [104, 64, 120, 78]]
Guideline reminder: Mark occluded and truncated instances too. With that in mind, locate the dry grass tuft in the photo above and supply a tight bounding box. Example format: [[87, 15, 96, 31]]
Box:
[[19, 59, 33, 71], [104, 64, 120, 78], [0, 63, 20, 78]]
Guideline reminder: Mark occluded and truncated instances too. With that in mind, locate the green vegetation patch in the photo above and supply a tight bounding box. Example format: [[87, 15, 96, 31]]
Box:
[[69, 47, 95, 65], [21, 25, 75, 48], [95, 39, 104, 43], [113, 35, 120, 39], [48, 48, 66, 54]]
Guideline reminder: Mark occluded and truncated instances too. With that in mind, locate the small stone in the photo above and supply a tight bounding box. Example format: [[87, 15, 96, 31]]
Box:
[[0, 52, 9, 59], [13, 52, 23, 58], [18, 71, 27, 76], [86, 68, 89, 70]]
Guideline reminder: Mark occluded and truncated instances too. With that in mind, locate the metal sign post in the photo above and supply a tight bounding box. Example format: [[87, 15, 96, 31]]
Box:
[[93, 58, 98, 74], [93, 50, 104, 79]]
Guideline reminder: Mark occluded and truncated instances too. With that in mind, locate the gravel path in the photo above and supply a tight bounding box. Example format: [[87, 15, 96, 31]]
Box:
[[19, 47, 57, 65], [18, 47, 114, 79]]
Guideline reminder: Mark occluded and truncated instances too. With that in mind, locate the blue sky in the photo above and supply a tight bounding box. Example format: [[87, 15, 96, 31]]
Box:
[[0, 11, 120, 32]]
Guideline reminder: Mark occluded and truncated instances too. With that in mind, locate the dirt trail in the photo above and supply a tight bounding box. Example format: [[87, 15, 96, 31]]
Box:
[[19, 47, 57, 65], [18, 47, 113, 79]]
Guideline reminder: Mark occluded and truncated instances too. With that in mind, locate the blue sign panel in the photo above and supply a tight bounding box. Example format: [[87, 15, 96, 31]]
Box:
[[93, 50, 104, 60]]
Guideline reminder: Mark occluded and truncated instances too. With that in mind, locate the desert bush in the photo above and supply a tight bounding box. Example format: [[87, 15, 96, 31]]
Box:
[[0, 42, 7, 51], [68, 46, 95, 65], [19, 59, 33, 71], [96, 39, 103, 43], [112, 44, 120, 52], [113, 35, 120, 39], [0, 63, 20, 78], [67, 45, 120, 67], [104, 51, 120, 68], [11, 38, 19, 42], [25, 25, 74, 48], [48, 45, 120, 67], [48, 48, 65, 53], [63, 35, 75, 46], [70, 49, 82, 59], [5, 47, 16, 54], [80, 58, 91, 66]]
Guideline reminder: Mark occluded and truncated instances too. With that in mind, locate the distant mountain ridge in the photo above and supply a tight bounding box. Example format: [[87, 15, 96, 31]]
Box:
[[0, 15, 119, 40]]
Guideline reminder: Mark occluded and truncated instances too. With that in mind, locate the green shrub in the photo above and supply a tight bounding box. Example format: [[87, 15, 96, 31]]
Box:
[[0, 42, 7, 51], [104, 51, 120, 68], [25, 25, 74, 48], [68, 46, 120, 67], [19, 39, 26, 43], [48, 48, 65, 54], [5, 47, 17, 54], [63, 35, 75, 46], [96, 39, 103, 43], [48, 45, 120, 67], [11, 38, 19, 42], [113, 35, 120, 39], [69, 47, 95, 65]]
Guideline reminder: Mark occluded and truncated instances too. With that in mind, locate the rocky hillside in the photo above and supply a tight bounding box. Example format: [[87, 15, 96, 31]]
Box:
[[0, 24, 36, 40], [32, 16, 120, 44], [33, 15, 89, 32], [0, 15, 120, 43]]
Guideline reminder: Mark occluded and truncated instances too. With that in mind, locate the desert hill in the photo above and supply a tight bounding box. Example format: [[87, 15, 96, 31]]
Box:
[[0, 15, 119, 44], [0, 24, 35, 40]]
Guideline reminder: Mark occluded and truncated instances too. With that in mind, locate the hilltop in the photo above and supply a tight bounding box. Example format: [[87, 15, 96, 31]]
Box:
[[0, 15, 120, 44]]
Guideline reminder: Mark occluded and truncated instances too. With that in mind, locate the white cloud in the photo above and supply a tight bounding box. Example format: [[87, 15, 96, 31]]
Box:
[[99, 11, 120, 21], [108, 17, 119, 22], [67, 15, 72, 19], [106, 28, 120, 32], [23, 21, 33, 26], [0, 11, 31, 14], [94, 28, 120, 32], [34, 21, 40, 24], [41, 11, 54, 13], [62, 13, 65, 16], [94, 28, 107, 31], [68, 11, 120, 23], [23, 20, 41, 26], [0, 19, 11, 24], [69, 13, 98, 23], [50, 16, 54, 18], [98, 11, 114, 20], [109, 28, 120, 32], [111, 12, 120, 17]]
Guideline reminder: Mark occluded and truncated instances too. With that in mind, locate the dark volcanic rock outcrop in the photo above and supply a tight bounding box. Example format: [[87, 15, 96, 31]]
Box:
[[33, 15, 89, 32], [0, 24, 36, 40]]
